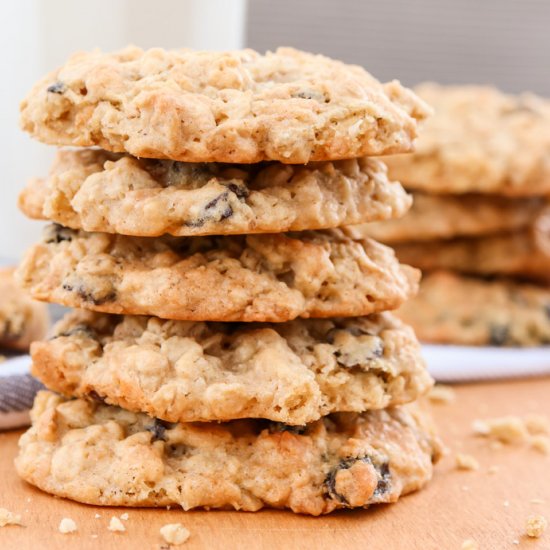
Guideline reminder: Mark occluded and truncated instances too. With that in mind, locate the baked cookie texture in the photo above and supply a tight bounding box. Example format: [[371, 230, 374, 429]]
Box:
[[384, 84, 550, 196], [347, 193, 547, 244], [16, 391, 442, 515], [31, 310, 432, 425], [16, 224, 420, 322], [393, 210, 550, 284], [397, 271, 550, 346], [19, 46, 430, 164], [0, 267, 49, 351], [19, 149, 412, 237]]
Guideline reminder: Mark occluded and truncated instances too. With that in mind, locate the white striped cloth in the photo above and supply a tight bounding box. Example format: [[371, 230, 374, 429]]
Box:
[[0, 356, 43, 429]]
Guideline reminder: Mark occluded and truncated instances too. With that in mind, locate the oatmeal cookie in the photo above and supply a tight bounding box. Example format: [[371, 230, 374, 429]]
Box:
[[384, 84, 550, 196], [0, 267, 49, 351], [16, 225, 419, 322], [31, 310, 431, 425], [397, 271, 550, 346], [19, 149, 411, 237], [20, 46, 430, 164], [394, 210, 550, 283], [16, 391, 441, 515], [347, 192, 546, 243]]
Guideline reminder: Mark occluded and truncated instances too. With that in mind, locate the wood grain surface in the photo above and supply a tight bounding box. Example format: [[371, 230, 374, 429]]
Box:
[[1, 377, 549, 550]]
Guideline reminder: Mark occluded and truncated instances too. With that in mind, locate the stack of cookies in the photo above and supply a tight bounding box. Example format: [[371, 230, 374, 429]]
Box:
[[350, 84, 550, 347], [14, 46, 441, 515]]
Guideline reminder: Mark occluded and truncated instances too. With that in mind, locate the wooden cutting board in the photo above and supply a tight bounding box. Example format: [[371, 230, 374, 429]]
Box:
[[1, 377, 549, 550]]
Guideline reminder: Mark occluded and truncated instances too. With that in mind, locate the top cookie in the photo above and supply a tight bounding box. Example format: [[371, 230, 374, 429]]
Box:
[[20, 46, 430, 163], [384, 84, 550, 196]]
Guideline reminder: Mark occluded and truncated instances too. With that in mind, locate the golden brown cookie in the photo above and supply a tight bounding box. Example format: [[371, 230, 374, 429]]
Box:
[[20, 46, 430, 164], [0, 267, 49, 351], [347, 192, 547, 243], [393, 209, 550, 283], [31, 310, 432, 425], [385, 84, 550, 196], [19, 149, 411, 237], [16, 225, 419, 323], [397, 271, 550, 346], [16, 391, 442, 515]]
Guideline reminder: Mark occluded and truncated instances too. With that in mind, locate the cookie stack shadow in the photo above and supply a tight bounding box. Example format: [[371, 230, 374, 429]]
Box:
[[351, 84, 550, 348], [14, 46, 441, 515]]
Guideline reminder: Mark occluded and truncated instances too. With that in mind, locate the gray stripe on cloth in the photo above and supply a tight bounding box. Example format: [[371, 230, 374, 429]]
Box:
[[0, 374, 44, 413]]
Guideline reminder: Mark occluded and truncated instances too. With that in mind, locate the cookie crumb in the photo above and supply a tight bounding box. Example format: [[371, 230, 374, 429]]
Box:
[[530, 498, 546, 504], [108, 516, 126, 532], [428, 384, 456, 404], [461, 539, 478, 550], [472, 416, 528, 444], [58, 518, 77, 534], [160, 523, 190, 545], [530, 434, 550, 454], [487, 465, 499, 475], [120, 513, 129, 521], [524, 414, 549, 435], [525, 514, 547, 538], [456, 453, 479, 471], [0, 508, 23, 527]]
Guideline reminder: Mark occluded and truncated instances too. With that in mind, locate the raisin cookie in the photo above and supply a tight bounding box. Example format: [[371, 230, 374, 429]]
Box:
[[384, 84, 550, 196], [397, 271, 550, 346], [16, 224, 419, 323], [20, 46, 430, 164], [16, 391, 441, 515], [347, 192, 547, 244], [31, 310, 432, 425], [19, 149, 411, 237], [394, 210, 550, 283], [0, 267, 49, 351]]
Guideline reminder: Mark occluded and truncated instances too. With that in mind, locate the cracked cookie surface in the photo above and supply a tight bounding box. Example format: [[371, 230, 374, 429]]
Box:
[[31, 310, 431, 425], [384, 84, 550, 196], [0, 267, 49, 351], [19, 149, 411, 237], [397, 271, 550, 346], [348, 193, 547, 244], [20, 46, 430, 164], [16, 225, 419, 322], [16, 391, 441, 515]]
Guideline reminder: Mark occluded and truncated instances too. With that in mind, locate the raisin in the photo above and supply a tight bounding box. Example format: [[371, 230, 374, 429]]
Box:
[[324, 456, 391, 506], [86, 390, 106, 404], [489, 324, 509, 346], [47, 82, 65, 94], [62, 283, 117, 306], [146, 418, 171, 442], [267, 422, 307, 435], [223, 181, 249, 200], [43, 224, 75, 244], [184, 191, 233, 228]]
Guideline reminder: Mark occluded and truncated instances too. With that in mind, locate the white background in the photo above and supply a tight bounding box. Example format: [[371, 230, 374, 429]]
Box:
[[0, 0, 247, 260]]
